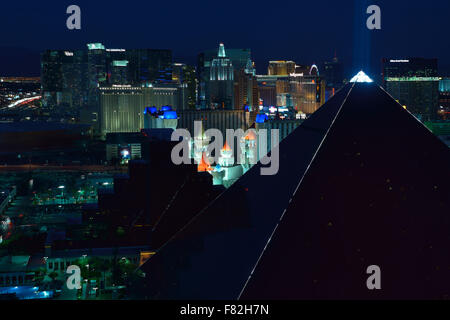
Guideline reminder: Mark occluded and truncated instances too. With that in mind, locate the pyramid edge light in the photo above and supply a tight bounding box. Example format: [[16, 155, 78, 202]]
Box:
[[350, 71, 373, 83]]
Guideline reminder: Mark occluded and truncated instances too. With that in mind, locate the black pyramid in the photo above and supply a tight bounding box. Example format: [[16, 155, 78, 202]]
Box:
[[135, 81, 450, 300]]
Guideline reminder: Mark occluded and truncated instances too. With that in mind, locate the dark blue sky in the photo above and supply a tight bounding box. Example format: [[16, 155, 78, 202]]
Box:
[[1, 0, 449, 78]]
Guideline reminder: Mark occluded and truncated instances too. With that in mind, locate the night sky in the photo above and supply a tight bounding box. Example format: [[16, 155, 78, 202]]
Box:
[[1, 0, 449, 79]]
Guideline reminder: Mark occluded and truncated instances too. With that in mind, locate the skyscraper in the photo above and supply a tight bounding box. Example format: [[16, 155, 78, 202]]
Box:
[[109, 60, 129, 85], [197, 45, 252, 108], [439, 78, 450, 114], [87, 43, 108, 107], [172, 63, 197, 109], [383, 58, 440, 120], [203, 43, 235, 109], [126, 49, 172, 84], [234, 68, 259, 111], [268, 61, 296, 76], [257, 81, 277, 107], [256, 73, 325, 113], [41, 50, 72, 107], [40, 49, 89, 109], [323, 53, 344, 91]]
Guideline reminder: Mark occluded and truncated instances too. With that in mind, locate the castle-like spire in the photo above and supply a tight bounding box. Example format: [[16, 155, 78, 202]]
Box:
[[245, 130, 257, 141], [218, 43, 226, 58]]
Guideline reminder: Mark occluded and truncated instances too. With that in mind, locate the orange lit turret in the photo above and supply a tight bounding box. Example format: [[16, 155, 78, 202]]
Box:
[[198, 152, 213, 172], [244, 130, 257, 141], [222, 141, 232, 152]]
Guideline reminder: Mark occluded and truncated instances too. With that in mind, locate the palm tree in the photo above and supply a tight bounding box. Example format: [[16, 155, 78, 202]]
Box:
[[48, 271, 59, 282], [34, 268, 47, 287]]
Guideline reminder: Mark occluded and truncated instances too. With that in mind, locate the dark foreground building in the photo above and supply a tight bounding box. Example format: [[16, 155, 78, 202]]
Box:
[[0, 122, 92, 152], [132, 80, 450, 299]]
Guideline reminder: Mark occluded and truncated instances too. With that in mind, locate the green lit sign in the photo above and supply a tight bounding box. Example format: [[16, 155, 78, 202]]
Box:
[[87, 43, 105, 50], [112, 60, 129, 67], [385, 77, 441, 82]]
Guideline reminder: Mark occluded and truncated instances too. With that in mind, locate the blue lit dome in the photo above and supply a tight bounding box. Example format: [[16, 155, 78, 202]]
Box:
[[161, 111, 178, 119], [144, 106, 157, 115], [256, 113, 269, 123], [161, 105, 172, 112]]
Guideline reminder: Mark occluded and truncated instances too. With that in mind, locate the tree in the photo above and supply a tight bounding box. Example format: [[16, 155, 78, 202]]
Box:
[[74, 257, 106, 283], [116, 258, 138, 286], [116, 226, 125, 237], [48, 271, 59, 282], [34, 268, 47, 286]]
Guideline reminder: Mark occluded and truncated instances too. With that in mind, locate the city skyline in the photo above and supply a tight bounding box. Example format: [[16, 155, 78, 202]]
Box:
[[0, 0, 449, 304]]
